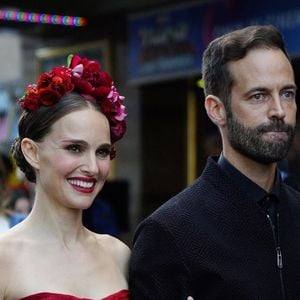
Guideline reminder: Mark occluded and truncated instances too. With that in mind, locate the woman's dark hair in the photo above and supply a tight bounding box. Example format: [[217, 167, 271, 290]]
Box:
[[202, 25, 290, 112], [11, 92, 103, 183]]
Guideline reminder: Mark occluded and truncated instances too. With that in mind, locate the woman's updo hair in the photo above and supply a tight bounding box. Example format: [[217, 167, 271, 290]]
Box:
[[11, 92, 103, 183]]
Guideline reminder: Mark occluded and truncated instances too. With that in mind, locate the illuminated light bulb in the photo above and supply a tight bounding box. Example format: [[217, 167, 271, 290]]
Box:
[[0, 9, 87, 26]]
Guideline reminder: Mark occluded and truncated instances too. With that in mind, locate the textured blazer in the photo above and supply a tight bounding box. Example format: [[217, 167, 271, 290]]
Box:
[[129, 157, 300, 299]]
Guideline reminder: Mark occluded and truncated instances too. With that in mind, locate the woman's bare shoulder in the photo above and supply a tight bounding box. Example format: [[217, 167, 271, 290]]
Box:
[[0, 226, 24, 258], [95, 233, 131, 274], [0, 226, 26, 296], [0, 227, 29, 273]]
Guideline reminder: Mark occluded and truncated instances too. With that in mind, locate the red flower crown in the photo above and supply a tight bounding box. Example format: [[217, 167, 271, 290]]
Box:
[[19, 54, 127, 145]]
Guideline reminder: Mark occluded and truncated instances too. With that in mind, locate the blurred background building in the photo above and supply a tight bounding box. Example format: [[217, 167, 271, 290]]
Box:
[[0, 0, 300, 241]]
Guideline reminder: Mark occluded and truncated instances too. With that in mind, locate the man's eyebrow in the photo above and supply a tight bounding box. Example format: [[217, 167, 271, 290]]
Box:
[[282, 84, 297, 91], [243, 87, 269, 97], [243, 84, 297, 97]]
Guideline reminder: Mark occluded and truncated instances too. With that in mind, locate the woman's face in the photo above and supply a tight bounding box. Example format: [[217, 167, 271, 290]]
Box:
[[35, 108, 111, 210]]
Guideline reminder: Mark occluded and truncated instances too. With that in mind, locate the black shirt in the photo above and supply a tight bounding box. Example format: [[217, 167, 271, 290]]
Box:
[[217, 154, 280, 226]]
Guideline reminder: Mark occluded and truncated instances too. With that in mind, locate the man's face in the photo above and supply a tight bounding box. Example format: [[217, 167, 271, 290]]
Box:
[[226, 48, 297, 164]]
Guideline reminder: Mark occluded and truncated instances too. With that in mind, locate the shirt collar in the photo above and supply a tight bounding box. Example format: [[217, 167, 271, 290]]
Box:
[[217, 153, 281, 203]]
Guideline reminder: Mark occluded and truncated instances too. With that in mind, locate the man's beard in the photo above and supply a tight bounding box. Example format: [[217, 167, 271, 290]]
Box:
[[227, 114, 295, 164]]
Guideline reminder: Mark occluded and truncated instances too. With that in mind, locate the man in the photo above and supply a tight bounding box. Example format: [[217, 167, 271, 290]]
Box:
[[129, 25, 300, 299]]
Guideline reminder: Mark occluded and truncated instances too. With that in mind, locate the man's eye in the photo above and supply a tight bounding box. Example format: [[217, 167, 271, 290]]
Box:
[[66, 144, 81, 153], [282, 90, 295, 99], [252, 93, 263, 100]]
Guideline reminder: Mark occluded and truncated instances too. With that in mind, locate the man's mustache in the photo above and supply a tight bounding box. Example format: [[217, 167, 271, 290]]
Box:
[[257, 120, 294, 133]]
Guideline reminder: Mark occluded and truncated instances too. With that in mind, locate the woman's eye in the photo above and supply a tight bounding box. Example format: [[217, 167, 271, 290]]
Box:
[[66, 144, 81, 153], [96, 147, 110, 158]]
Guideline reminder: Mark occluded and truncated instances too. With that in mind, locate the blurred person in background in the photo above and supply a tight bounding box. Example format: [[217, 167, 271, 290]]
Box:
[[0, 54, 130, 300], [0, 153, 26, 234], [10, 189, 32, 217]]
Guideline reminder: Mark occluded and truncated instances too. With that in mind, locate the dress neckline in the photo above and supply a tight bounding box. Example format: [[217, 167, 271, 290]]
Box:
[[19, 289, 129, 300]]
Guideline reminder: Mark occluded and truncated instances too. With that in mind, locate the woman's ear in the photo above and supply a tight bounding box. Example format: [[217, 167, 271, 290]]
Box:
[[21, 138, 40, 170], [204, 95, 227, 127]]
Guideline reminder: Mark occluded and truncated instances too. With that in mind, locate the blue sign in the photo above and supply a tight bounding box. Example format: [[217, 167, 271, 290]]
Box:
[[128, 0, 300, 85], [128, 2, 207, 85]]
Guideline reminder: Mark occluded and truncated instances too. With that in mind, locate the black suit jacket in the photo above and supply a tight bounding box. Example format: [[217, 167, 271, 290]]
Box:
[[129, 157, 300, 299]]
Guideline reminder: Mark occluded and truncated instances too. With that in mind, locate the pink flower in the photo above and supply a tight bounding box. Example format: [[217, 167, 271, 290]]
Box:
[[107, 86, 121, 103], [115, 104, 127, 121], [72, 64, 83, 78]]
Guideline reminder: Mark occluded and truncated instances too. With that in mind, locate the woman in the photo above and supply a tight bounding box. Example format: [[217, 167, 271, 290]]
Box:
[[0, 54, 130, 300]]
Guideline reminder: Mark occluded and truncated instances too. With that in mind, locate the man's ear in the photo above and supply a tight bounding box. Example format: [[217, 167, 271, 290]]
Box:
[[21, 138, 40, 170], [204, 95, 227, 127]]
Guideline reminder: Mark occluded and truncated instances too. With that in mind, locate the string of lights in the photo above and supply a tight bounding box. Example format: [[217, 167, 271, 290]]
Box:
[[0, 9, 87, 27]]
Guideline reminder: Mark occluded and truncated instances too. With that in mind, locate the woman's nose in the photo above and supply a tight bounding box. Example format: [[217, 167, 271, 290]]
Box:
[[80, 153, 98, 175]]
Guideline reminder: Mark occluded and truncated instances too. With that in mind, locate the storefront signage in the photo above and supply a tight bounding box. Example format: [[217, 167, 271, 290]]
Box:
[[128, 0, 300, 85], [128, 2, 206, 85]]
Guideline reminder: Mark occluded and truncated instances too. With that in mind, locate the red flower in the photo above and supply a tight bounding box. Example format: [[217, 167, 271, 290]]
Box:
[[82, 65, 102, 86], [52, 66, 72, 78], [37, 73, 52, 89], [84, 60, 101, 73], [20, 85, 40, 110], [72, 76, 94, 94], [39, 88, 61, 106], [69, 54, 82, 68], [98, 71, 112, 84], [20, 96, 40, 111], [93, 86, 111, 99], [111, 120, 127, 143], [99, 97, 114, 115]]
